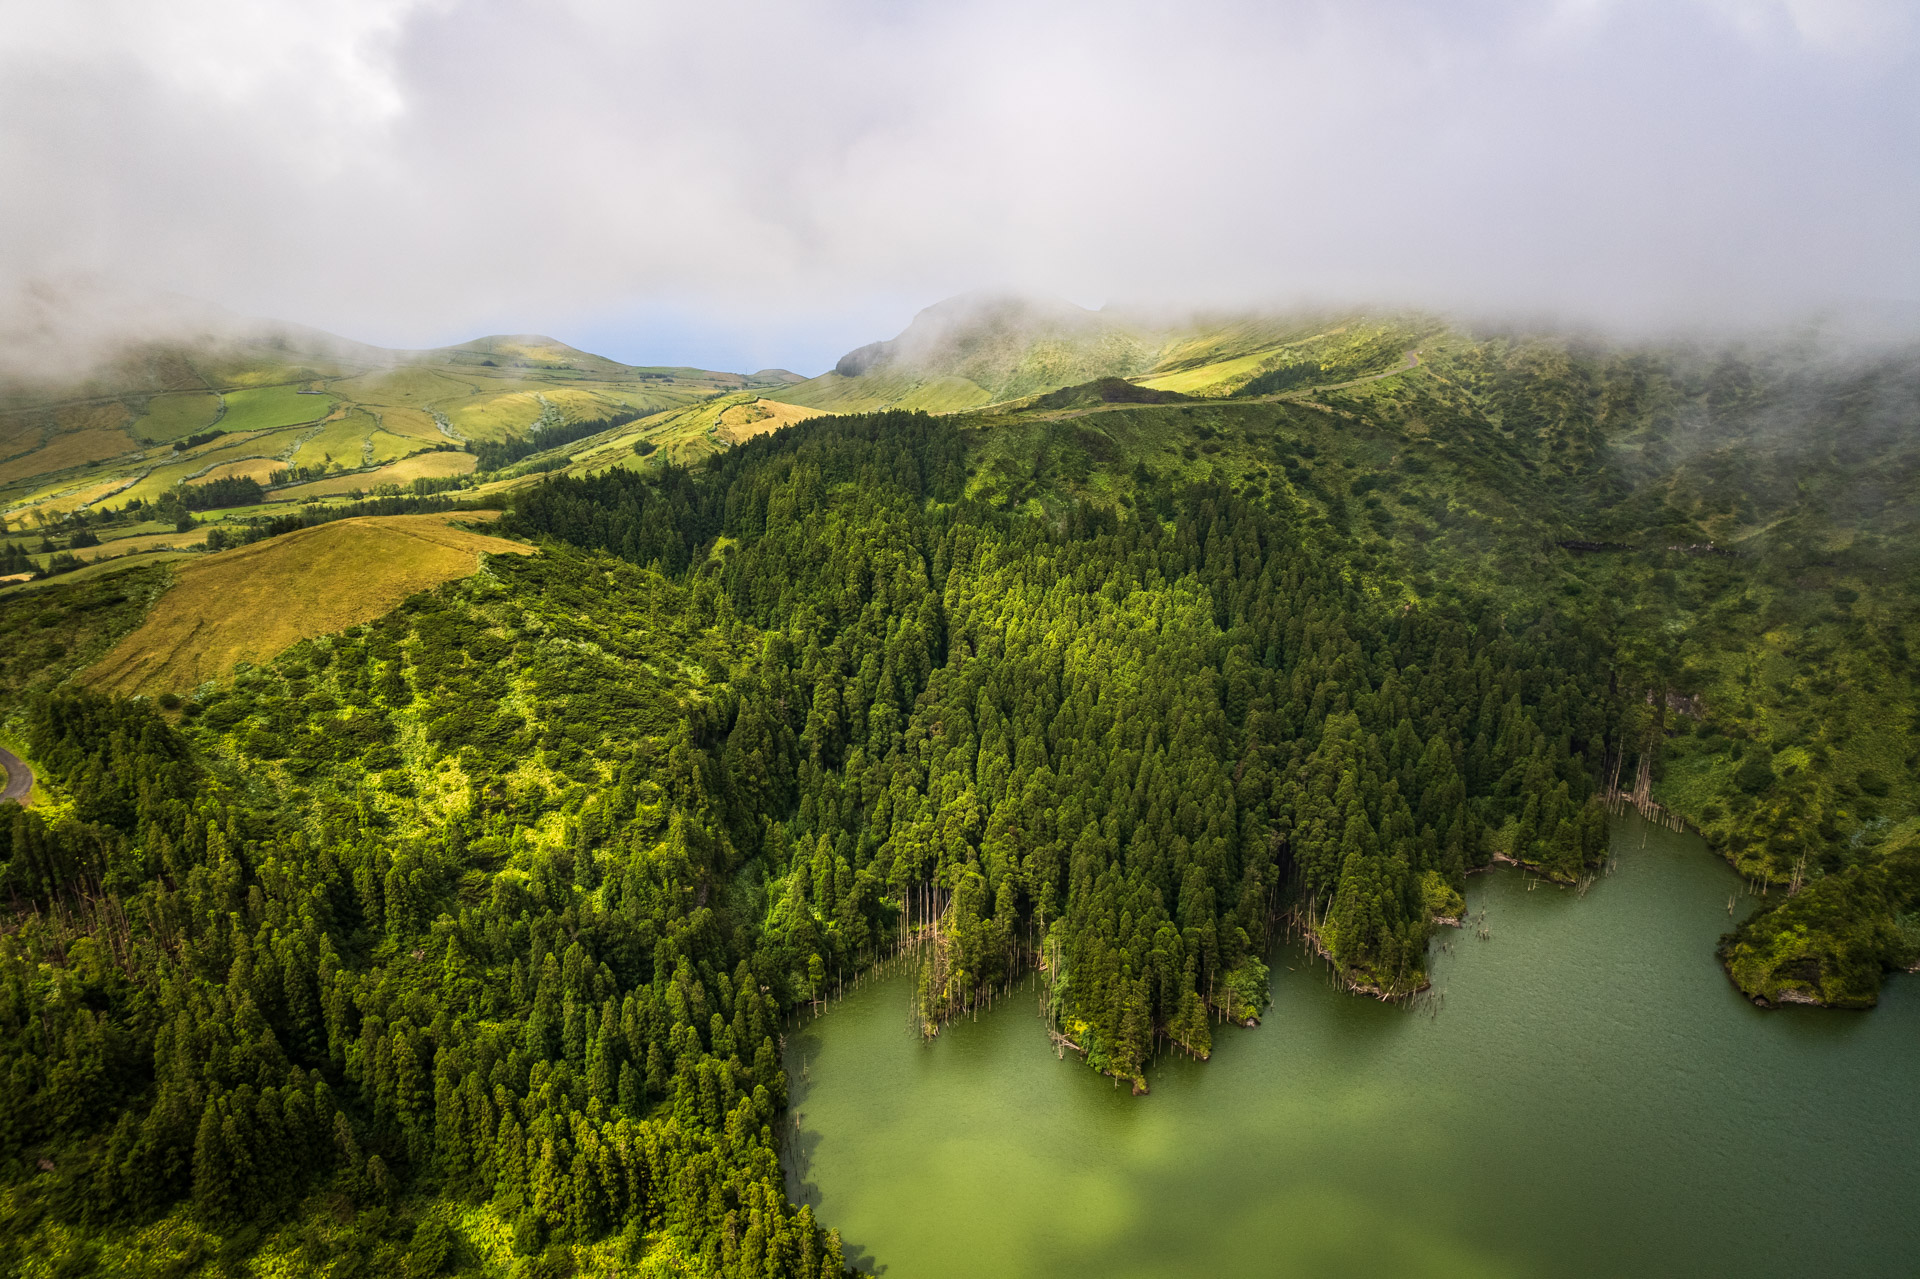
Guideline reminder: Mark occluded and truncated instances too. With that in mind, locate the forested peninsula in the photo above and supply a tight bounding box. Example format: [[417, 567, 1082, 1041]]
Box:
[[0, 316, 1915, 1276]]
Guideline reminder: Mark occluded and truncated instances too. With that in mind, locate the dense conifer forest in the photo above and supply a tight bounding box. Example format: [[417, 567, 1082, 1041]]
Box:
[[0, 323, 1915, 1275], [0, 405, 1626, 1274]]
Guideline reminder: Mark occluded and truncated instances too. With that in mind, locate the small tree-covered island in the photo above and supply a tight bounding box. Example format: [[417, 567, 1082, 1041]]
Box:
[[0, 303, 1915, 1275]]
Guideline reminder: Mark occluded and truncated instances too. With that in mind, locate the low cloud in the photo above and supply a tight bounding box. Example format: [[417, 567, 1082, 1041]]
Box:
[[2, 0, 1916, 373]]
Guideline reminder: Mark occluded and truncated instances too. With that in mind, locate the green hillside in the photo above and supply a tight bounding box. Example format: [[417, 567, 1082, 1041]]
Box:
[[778, 293, 1160, 412], [778, 294, 1439, 414], [0, 321, 787, 583], [0, 298, 1915, 1278], [954, 326, 1920, 1010], [684, 304, 1920, 1012]]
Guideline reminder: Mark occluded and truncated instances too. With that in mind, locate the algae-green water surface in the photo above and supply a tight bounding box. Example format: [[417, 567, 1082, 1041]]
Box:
[[784, 817, 1920, 1277]]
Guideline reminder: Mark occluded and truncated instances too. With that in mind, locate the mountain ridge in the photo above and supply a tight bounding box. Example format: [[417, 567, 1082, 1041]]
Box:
[[780, 293, 1447, 414]]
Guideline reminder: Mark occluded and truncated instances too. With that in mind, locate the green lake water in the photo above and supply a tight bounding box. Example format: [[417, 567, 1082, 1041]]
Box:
[[783, 816, 1920, 1278]]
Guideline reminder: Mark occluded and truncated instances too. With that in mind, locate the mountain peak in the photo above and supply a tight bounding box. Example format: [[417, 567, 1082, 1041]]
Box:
[[804, 292, 1156, 413]]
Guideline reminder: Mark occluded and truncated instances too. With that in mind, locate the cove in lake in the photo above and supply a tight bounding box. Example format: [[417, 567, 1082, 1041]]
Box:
[[784, 816, 1920, 1278]]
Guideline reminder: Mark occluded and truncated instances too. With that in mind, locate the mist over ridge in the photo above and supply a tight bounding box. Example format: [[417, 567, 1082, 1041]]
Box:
[[3, 0, 1918, 372]]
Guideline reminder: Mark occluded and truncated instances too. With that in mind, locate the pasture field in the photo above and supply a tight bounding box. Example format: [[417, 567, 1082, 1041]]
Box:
[[446, 381, 697, 441], [112, 427, 311, 507], [129, 390, 223, 441], [83, 511, 533, 695], [197, 457, 283, 485], [1141, 315, 1335, 376], [50, 527, 210, 566], [267, 448, 475, 501], [218, 384, 337, 432], [373, 405, 455, 442], [0, 426, 141, 484], [445, 389, 548, 440], [328, 365, 479, 408], [537, 384, 653, 419], [365, 426, 427, 465], [193, 352, 356, 390], [1135, 346, 1287, 396], [389, 448, 477, 479], [456, 336, 599, 368], [714, 397, 826, 443], [7, 476, 142, 523], [91, 518, 179, 540], [0, 414, 42, 462], [780, 369, 993, 414], [594, 395, 748, 468], [55, 401, 138, 435], [1129, 321, 1427, 396], [287, 411, 384, 471]]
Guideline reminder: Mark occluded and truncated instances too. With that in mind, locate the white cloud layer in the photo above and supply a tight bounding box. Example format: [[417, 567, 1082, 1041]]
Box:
[[1, 0, 1915, 370]]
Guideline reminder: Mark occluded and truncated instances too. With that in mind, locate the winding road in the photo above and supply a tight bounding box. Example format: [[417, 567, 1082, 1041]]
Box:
[[0, 745, 32, 803]]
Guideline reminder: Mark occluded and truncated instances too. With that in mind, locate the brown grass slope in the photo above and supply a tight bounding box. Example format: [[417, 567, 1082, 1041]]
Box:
[[83, 512, 531, 695], [714, 398, 825, 444]]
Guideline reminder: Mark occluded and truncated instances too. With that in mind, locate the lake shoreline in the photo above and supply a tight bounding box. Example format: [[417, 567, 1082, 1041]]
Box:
[[782, 814, 1920, 1278]]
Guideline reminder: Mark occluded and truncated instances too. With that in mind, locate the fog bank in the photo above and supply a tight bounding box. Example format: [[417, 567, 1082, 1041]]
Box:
[[2, 0, 1916, 372]]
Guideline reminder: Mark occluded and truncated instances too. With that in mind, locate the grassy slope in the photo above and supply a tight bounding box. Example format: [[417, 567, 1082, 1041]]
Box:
[[713, 397, 826, 444], [556, 393, 828, 473], [81, 512, 533, 696], [129, 391, 222, 442], [217, 385, 336, 433], [267, 449, 476, 502], [778, 295, 1158, 412], [778, 302, 1434, 414], [776, 370, 994, 414]]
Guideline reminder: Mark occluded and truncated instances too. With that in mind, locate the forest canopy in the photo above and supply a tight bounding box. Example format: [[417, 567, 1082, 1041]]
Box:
[[1, 316, 1916, 1277]]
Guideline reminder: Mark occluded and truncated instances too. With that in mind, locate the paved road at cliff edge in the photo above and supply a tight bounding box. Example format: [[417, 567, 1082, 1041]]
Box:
[[0, 745, 33, 802]]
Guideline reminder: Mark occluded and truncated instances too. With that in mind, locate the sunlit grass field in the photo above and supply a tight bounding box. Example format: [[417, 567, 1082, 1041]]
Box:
[[129, 390, 222, 441], [267, 447, 475, 501], [83, 511, 533, 695], [218, 384, 337, 432]]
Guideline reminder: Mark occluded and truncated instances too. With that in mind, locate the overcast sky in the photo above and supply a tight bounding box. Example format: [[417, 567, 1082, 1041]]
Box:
[[2, 0, 1917, 374]]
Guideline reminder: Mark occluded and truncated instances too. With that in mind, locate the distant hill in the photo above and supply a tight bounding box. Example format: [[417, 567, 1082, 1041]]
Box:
[[780, 293, 1156, 413], [0, 291, 1439, 538], [0, 307, 775, 532], [779, 292, 1440, 413]]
